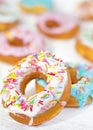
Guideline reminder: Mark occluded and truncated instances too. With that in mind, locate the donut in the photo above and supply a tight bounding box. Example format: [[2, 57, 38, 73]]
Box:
[[37, 13, 79, 39], [78, 1, 93, 20], [19, 0, 53, 14], [0, 7, 19, 31], [0, 0, 5, 5], [0, 27, 44, 64], [36, 63, 93, 108], [76, 27, 93, 62], [1, 51, 71, 125]]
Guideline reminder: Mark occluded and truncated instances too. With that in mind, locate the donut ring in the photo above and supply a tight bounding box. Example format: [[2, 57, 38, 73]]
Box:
[[78, 1, 93, 20], [0, 7, 19, 31], [1, 51, 71, 125], [37, 13, 79, 39], [36, 63, 93, 108], [19, 0, 53, 14], [76, 28, 93, 62], [0, 27, 44, 64]]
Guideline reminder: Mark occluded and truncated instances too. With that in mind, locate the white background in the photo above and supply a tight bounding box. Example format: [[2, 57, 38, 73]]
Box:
[[0, 0, 93, 130]]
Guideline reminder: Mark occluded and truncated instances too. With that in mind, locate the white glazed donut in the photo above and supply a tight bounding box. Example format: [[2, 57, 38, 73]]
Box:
[[76, 26, 93, 62], [0, 6, 19, 31], [1, 51, 71, 125]]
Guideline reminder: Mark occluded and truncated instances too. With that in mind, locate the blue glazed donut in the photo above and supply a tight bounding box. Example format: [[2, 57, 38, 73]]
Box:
[[36, 63, 93, 107], [19, 0, 53, 14]]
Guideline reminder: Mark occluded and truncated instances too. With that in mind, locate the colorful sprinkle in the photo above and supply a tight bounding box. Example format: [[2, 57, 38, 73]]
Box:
[[1, 51, 67, 118]]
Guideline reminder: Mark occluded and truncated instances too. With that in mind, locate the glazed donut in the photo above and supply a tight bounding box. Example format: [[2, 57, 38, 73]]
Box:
[[0, 7, 19, 31], [0, 27, 44, 64], [37, 13, 79, 39], [1, 51, 71, 125], [76, 28, 93, 62], [36, 63, 93, 108], [19, 0, 53, 14], [78, 0, 93, 20]]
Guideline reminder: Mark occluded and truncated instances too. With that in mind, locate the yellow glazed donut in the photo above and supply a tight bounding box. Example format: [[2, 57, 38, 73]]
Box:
[[1, 51, 71, 126], [37, 13, 79, 39], [19, 0, 53, 14], [76, 27, 93, 62]]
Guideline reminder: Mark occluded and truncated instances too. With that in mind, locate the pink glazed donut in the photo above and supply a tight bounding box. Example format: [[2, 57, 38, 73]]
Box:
[[37, 13, 79, 39], [0, 27, 45, 64]]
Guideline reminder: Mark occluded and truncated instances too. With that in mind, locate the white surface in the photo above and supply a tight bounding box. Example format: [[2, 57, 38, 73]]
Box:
[[0, 0, 93, 130]]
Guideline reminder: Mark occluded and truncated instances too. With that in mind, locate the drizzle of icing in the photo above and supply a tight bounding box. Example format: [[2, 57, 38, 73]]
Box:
[[38, 13, 78, 35], [20, 0, 52, 9], [0, 27, 44, 57], [1, 51, 67, 118], [37, 63, 93, 107]]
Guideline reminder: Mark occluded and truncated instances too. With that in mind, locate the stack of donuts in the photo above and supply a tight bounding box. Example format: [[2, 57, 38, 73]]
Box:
[[0, 0, 93, 127]]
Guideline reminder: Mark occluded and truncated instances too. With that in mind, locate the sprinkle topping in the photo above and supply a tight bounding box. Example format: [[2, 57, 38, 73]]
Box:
[[1, 51, 67, 117], [38, 63, 93, 107], [67, 63, 93, 107]]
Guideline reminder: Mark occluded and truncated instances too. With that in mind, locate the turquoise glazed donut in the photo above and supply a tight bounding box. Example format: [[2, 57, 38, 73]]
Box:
[[37, 63, 93, 107], [19, 0, 53, 14]]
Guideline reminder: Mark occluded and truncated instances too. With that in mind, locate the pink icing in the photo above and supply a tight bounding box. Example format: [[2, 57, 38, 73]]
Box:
[[0, 28, 45, 57], [38, 13, 78, 35]]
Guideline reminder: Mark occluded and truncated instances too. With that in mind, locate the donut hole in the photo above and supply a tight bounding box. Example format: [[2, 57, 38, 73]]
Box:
[[36, 78, 46, 93], [8, 38, 24, 47], [25, 79, 36, 96], [5, 31, 28, 47], [68, 68, 83, 84], [46, 20, 60, 28], [20, 72, 47, 96], [80, 2, 90, 9]]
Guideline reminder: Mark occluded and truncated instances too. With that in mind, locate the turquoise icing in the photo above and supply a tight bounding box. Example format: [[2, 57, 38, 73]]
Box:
[[37, 63, 93, 107], [37, 79, 63, 100], [20, 0, 52, 9], [66, 63, 93, 78]]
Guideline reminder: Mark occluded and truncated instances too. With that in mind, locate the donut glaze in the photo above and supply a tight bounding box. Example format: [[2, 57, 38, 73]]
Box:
[[37, 13, 79, 39], [19, 0, 52, 14], [76, 28, 93, 62], [37, 63, 93, 107], [1, 51, 71, 125], [0, 11, 18, 23], [0, 27, 44, 64], [79, 29, 93, 49], [20, 0, 52, 9], [0, 7, 19, 31]]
